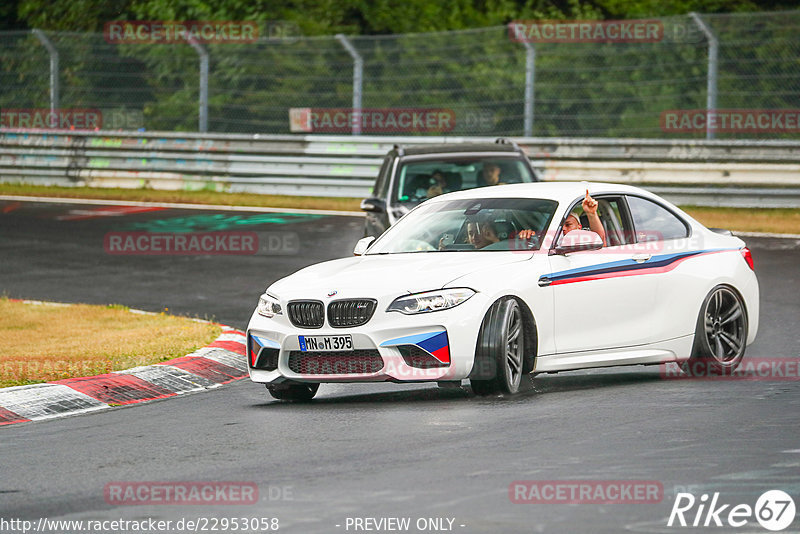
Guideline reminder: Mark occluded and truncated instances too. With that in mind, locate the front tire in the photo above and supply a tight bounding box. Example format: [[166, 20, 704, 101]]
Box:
[[266, 382, 319, 401], [470, 298, 525, 395], [681, 285, 748, 376]]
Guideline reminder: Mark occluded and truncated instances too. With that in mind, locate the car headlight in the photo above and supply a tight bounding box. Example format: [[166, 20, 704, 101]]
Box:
[[387, 288, 475, 315], [257, 293, 282, 317]]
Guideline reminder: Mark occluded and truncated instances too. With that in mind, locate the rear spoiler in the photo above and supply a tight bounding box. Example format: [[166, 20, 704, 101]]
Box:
[[709, 228, 733, 236]]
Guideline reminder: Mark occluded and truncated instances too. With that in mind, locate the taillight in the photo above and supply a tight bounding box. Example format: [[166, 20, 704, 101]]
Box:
[[741, 247, 754, 270]]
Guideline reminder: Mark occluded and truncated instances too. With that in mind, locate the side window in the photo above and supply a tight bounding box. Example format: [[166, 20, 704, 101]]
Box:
[[626, 196, 689, 242], [596, 196, 634, 246], [373, 157, 393, 198], [558, 195, 634, 247]]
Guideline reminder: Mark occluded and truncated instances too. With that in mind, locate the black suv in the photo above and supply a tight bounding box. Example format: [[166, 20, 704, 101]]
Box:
[[361, 139, 541, 237]]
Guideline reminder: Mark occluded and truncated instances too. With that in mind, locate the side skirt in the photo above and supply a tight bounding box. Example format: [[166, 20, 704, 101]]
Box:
[[533, 335, 694, 374]]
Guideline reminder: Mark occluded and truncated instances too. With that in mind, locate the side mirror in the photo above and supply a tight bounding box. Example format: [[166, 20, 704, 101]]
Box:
[[553, 230, 603, 255], [360, 198, 386, 213], [353, 236, 376, 256]]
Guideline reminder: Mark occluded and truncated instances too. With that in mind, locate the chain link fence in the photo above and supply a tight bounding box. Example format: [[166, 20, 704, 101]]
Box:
[[1, 10, 798, 138]]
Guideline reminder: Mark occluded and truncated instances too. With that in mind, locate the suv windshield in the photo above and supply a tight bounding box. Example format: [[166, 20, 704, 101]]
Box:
[[393, 157, 535, 205], [368, 197, 557, 254]]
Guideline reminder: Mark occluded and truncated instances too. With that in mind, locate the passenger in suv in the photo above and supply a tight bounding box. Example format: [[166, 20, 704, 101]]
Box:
[[479, 163, 504, 186], [360, 138, 541, 238]]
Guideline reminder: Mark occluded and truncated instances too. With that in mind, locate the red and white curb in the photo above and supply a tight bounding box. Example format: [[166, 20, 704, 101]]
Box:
[[0, 328, 247, 427]]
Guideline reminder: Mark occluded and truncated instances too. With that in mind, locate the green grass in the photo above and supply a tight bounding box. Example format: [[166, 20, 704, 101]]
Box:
[[2, 182, 799, 234], [0, 183, 363, 212], [680, 206, 800, 235]]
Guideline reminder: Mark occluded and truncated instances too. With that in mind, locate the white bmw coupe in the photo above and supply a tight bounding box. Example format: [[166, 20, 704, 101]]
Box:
[[246, 182, 758, 400]]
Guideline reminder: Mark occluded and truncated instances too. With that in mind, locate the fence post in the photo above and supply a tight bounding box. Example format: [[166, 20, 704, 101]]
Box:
[[690, 13, 718, 140], [31, 30, 59, 128], [336, 34, 363, 135], [522, 41, 535, 137], [187, 37, 209, 133], [509, 23, 535, 137]]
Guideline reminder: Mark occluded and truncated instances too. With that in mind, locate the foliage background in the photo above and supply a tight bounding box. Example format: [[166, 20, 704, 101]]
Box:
[[1, 1, 798, 138]]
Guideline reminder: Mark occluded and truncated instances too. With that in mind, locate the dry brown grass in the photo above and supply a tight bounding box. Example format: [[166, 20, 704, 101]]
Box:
[[681, 206, 800, 235], [0, 299, 222, 388], [0, 183, 363, 212]]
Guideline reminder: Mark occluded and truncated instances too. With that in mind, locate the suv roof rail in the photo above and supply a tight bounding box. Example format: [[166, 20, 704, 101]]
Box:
[[495, 137, 520, 150], [393, 143, 405, 156]]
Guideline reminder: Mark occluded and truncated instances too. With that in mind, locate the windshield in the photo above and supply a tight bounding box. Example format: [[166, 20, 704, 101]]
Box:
[[393, 157, 535, 205], [367, 197, 557, 254]]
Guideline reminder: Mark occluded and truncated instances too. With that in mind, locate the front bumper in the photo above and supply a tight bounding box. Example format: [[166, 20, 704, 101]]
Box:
[[246, 293, 487, 384]]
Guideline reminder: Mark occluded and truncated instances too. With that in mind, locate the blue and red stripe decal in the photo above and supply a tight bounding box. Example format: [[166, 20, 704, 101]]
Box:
[[381, 331, 450, 364], [542, 249, 736, 286]]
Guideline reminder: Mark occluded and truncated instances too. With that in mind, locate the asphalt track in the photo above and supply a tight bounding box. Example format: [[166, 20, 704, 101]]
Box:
[[1, 199, 799, 533]]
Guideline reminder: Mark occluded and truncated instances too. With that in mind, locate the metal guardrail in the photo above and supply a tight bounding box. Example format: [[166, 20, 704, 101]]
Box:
[[1, 130, 799, 204], [645, 186, 800, 208]]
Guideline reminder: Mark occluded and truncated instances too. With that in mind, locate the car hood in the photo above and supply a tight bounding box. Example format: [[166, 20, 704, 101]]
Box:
[[268, 252, 534, 300]]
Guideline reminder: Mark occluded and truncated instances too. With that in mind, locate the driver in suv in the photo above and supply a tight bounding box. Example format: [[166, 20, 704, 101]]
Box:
[[361, 138, 541, 238]]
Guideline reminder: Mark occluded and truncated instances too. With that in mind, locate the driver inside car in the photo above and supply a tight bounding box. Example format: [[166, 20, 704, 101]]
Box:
[[467, 220, 499, 249], [425, 170, 448, 199], [517, 189, 607, 246], [466, 219, 531, 250]]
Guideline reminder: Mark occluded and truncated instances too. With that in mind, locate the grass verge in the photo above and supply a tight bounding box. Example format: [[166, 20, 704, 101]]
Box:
[[0, 183, 363, 212], [681, 206, 800, 235], [0, 298, 222, 388], [1, 183, 798, 234]]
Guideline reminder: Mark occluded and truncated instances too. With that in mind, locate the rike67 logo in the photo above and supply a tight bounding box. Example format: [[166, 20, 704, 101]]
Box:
[[668, 490, 796, 531]]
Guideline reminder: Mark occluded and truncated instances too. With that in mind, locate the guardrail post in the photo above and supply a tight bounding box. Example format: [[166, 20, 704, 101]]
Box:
[[336, 34, 363, 135], [690, 13, 718, 140], [31, 29, 59, 128], [186, 37, 209, 133]]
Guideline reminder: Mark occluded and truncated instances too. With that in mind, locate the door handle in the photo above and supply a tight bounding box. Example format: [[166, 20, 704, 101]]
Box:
[[538, 276, 551, 287], [632, 254, 652, 263]]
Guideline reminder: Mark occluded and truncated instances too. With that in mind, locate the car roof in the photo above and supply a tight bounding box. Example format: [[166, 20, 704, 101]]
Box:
[[396, 143, 522, 157], [425, 181, 659, 205]]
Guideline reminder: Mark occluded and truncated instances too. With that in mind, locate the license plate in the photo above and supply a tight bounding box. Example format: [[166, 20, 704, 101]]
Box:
[[298, 334, 353, 352]]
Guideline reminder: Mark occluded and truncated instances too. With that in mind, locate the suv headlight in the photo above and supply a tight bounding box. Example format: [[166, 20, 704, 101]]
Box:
[[387, 288, 475, 315], [257, 293, 282, 317]]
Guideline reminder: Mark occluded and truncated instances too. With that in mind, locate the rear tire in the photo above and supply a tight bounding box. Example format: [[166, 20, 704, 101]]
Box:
[[470, 298, 525, 395], [681, 285, 747, 377], [266, 382, 319, 401]]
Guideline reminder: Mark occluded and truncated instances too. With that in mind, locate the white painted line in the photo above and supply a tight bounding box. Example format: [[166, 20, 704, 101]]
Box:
[[0, 194, 365, 217], [734, 231, 800, 239], [0, 384, 107, 421], [7, 299, 71, 307]]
